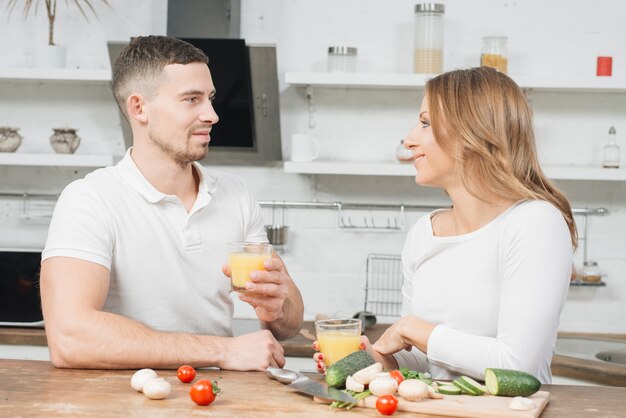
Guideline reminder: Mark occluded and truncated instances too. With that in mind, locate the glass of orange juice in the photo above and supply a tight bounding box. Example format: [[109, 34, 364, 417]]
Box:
[[315, 318, 361, 366], [227, 242, 273, 292]]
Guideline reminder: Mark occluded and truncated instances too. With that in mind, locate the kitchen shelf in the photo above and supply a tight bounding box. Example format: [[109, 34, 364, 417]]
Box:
[[285, 71, 626, 92], [570, 281, 606, 287], [284, 160, 415, 176], [0, 153, 119, 168], [284, 160, 626, 180], [0, 68, 111, 84]]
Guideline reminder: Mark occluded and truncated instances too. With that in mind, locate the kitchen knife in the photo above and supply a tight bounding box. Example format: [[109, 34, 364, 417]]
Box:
[[266, 366, 356, 403]]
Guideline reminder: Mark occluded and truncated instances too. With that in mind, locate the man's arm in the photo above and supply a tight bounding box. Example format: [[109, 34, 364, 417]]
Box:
[[260, 255, 304, 340], [41, 256, 285, 370]]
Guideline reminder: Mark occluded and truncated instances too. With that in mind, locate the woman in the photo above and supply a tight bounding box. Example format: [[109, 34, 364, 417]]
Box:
[[371, 67, 576, 384], [314, 67, 576, 384]]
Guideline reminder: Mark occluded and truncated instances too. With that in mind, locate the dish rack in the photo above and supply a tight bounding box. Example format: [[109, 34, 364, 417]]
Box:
[[363, 253, 404, 319]]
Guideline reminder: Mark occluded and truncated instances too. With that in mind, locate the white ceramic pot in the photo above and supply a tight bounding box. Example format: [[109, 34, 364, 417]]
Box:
[[0, 127, 23, 153], [50, 128, 80, 154], [35, 45, 67, 69]]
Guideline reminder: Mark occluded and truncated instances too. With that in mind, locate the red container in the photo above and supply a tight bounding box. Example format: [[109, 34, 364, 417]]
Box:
[[597, 56, 613, 76]]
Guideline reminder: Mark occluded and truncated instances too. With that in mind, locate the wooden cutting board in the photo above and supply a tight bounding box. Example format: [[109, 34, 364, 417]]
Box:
[[319, 391, 550, 418]]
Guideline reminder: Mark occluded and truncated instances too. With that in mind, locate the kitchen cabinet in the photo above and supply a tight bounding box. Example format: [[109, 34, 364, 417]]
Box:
[[284, 72, 626, 180], [0, 67, 122, 168]]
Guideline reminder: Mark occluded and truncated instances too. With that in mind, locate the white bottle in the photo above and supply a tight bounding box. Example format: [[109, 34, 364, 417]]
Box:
[[602, 126, 620, 168]]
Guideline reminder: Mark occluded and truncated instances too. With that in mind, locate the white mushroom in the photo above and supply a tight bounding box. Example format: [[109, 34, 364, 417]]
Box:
[[352, 363, 383, 385], [368, 372, 398, 397], [142, 378, 171, 400], [509, 396, 535, 411], [130, 369, 158, 392], [345, 375, 365, 392], [398, 379, 430, 402]]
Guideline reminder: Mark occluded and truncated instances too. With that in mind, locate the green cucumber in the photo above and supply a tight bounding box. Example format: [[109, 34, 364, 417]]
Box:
[[484, 368, 541, 397], [325, 351, 375, 388], [437, 384, 462, 395], [457, 376, 487, 395], [452, 378, 481, 395]]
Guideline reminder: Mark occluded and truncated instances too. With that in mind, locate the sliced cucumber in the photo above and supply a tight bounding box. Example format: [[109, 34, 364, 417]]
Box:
[[457, 376, 487, 395], [437, 385, 462, 395], [452, 378, 481, 396], [484, 368, 541, 397]]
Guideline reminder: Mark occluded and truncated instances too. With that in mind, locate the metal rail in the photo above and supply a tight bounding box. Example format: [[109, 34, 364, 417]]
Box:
[[0, 192, 609, 215]]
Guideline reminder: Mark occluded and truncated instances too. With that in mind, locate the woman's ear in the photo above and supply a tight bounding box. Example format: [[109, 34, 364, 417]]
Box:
[[126, 94, 148, 124]]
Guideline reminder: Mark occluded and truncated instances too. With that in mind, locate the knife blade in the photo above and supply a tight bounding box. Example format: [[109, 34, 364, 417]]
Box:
[[266, 366, 356, 403]]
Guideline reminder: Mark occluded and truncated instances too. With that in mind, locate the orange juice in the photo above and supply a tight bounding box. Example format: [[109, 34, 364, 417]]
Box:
[[228, 252, 270, 291], [317, 331, 361, 366]]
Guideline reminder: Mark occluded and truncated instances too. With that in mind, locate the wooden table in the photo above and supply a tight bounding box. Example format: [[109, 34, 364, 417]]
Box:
[[1, 359, 625, 418], [3, 326, 626, 386]]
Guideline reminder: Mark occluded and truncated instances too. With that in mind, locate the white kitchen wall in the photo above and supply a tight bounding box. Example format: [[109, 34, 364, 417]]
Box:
[[1, 0, 625, 332]]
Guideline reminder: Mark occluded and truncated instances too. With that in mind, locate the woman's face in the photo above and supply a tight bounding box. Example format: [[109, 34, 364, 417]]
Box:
[[404, 95, 458, 188]]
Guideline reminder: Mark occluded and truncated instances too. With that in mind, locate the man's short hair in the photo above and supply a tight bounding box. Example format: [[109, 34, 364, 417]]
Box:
[[112, 35, 208, 118]]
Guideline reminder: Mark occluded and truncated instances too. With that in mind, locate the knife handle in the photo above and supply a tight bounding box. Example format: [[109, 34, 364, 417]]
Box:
[[266, 366, 299, 384]]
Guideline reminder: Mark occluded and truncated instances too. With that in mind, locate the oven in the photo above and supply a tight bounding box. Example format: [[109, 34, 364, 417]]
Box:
[[0, 249, 44, 327]]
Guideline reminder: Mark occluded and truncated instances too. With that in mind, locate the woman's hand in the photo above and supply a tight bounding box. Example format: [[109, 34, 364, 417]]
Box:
[[372, 316, 436, 355], [312, 336, 399, 373], [312, 338, 367, 374]]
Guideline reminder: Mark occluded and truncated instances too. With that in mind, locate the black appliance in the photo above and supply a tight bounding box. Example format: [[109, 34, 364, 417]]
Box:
[[0, 249, 44, 327]]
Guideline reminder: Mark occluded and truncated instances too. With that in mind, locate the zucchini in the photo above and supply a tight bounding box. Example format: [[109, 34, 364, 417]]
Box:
[[484, 368, 541, 397], [457, 376, 487, 395], [437, 384, 462, 395], [325, 351, 375, 388], [452, 378, 481, 396]]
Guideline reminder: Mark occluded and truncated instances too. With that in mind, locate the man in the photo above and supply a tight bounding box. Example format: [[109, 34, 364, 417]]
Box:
[[40, 35, 304, 370]]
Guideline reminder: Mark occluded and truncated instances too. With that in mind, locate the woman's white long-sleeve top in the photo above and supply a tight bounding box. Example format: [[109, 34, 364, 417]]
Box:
[[393, 200, 573, 384]]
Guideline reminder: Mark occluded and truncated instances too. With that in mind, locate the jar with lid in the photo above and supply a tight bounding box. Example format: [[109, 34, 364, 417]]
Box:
[[481, 36, 508, 74], [580, 261, 603, 283], [327, 46, 357, 73], [413, 3, 445, 74], [395, 140, 414, 163]]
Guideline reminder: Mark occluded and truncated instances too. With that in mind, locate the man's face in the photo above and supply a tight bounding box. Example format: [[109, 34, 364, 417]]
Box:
[[144, 62, 219, 166]]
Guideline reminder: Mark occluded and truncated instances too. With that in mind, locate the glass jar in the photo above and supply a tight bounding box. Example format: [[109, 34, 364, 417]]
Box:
[[413, 3, 445, 74], [580, 261, 603, 283], [327, 46, 357, 73], [602, 126, 620, 168], [395, 140, 414, 162], [481, 36, 508, 74]]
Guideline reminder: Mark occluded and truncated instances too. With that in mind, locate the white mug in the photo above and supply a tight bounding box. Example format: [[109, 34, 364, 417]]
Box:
[[290, 134, 320, 162]]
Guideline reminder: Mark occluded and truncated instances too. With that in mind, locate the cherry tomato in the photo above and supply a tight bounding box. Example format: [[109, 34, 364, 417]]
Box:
[[389, 369, 404, 385], [177, 365, 196, 383], [376, 394, 398, 416], [190, 379, 221, 406]]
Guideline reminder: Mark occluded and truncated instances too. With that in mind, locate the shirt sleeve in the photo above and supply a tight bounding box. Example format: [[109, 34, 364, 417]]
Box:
[[42, 180, 114, 269], [235, 176, 268, 244], [425, 202, 572, 382]]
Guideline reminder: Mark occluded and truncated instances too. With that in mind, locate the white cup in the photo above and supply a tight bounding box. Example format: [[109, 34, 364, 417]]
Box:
[[290, 134, 320, 162]]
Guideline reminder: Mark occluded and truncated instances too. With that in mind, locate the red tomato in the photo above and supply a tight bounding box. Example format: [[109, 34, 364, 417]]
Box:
[[376, 394, 398, 416], [177, 365, 196, 383], [389, 370, 404, 385], [190, 379, 221, 406]]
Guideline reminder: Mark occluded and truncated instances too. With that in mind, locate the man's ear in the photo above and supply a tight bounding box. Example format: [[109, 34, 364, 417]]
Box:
[[126, 94, 148, 124]]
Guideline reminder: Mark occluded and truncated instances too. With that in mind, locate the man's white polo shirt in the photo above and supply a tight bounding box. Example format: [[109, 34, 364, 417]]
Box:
[[43, 149, 267, 336]]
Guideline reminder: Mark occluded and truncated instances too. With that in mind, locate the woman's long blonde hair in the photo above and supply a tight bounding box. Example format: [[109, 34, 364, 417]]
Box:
[[426, 67, 577, 249]]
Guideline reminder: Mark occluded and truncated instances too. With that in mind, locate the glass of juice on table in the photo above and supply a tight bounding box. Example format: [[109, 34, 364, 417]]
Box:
[[315, 318, 361, 366], [228, 242, 273, 292]]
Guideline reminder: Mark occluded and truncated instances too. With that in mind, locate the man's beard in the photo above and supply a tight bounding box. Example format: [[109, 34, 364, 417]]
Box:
[[148, 129, 209, 167]]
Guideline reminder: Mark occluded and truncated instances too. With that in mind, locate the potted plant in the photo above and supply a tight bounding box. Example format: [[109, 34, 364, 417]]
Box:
[[7, 0, 110, 68]]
